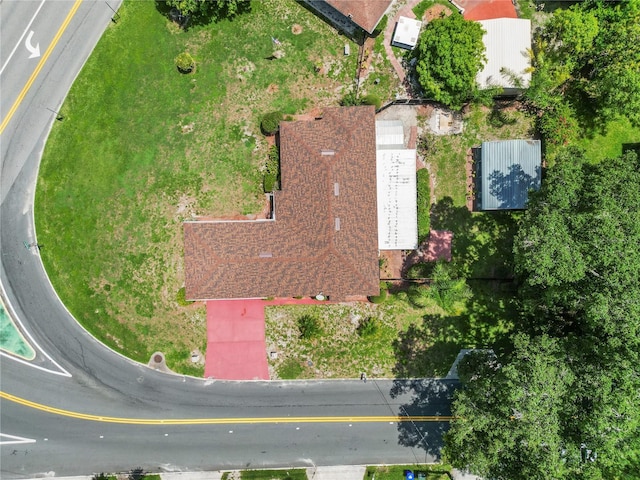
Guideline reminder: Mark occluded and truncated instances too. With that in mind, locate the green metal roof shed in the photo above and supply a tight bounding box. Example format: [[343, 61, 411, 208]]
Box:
[[478, 139, 541, 210]]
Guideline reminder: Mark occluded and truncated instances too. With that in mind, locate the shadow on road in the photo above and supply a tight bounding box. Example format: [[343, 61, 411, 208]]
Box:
[[391, 378, 458, 460]]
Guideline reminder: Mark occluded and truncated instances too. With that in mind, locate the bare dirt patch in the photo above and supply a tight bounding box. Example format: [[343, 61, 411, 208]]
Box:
[[291, 24, 303, 34], [423, 4, 453, 22]]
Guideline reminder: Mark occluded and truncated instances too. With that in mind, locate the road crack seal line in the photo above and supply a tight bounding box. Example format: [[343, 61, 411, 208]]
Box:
[[0, 391, 453, 425]]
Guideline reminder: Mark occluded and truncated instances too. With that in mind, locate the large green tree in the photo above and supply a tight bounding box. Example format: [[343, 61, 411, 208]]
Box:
[[528, 0, 640, 131], [514, 150, 640, 477], [447, 150, 640, 478], [445, 335, 575, 479], [165, 0, 249, 19], [413, 13, 486, 109], [515, 149, 640, 345]]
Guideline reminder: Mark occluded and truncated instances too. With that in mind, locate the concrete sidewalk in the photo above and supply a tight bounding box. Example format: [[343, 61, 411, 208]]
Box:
[[18, 465, 478, 480], [22, 466, 367, 480]]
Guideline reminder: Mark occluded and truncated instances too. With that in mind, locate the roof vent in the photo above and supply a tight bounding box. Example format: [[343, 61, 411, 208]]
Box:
[[335, 218, 341, 231], [259, 252, 273, 258], [334, 183, 340, 196], [321, 149, 335, 156]]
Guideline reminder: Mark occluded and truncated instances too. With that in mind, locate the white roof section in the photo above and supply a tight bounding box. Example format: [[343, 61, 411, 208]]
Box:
[[375, 120, 404, 148], [392, 16, 422, 50], [477, 18, 531, 89], [376, 120, 418, 250], [376, 149, 418, 249]]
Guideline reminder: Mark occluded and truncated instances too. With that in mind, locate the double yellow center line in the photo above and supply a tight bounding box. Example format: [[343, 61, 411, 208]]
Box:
[[0, 0, 83, 135], [0, 390, 453, 425]]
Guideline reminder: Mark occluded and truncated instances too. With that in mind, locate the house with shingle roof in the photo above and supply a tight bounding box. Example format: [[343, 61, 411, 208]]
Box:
[[183, 107, 381, 301], [303, 0, 392, 35]]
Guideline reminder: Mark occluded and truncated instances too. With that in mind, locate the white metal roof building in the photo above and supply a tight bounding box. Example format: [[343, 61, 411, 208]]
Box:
[[476, 18, 532, 91], [375, 120, 418, 250], [392, 16, 422, 50]]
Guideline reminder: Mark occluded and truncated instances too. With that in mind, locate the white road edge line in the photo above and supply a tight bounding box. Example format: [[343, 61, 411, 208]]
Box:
[[0, 282, 71, 377], [0, 0, 46, 76], [0, 433, 37, 445]]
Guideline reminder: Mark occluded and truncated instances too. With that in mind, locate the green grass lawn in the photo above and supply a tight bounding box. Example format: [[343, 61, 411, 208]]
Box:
[[34, 0, 397, 374], [266, 279, 516, 379], [220, 469, 307, 480], [577, 117, 640, 164], [365, 464, 452, 480]]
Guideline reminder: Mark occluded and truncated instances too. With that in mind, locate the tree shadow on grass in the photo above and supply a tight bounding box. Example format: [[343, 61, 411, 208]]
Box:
[[430, 196, 519, 279], [390, 282, 517, 457], [393, 282, 517, 381]]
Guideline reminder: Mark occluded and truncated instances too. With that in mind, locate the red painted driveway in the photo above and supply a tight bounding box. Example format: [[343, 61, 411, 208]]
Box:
[[205, 297, 326, 380], [205, 299, 270, 380]]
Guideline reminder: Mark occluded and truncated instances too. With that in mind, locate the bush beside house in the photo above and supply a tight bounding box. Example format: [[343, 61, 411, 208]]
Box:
[[417, 168, 431, 242]]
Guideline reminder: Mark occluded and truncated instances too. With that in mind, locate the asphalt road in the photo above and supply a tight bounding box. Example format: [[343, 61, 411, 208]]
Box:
[[0, 1, 456, 477]]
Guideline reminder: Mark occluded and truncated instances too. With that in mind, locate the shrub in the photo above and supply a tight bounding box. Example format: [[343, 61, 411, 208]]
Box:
[[174, 52, 195, 73], [263, 174, 277, 193], [260, 111, 283, 135], [372, 14, 388, 37], [427, 261, 471, 312], [406, 261, 433, 279], [176, 287, 193, 306], [297, 315, 321, 339], [357, 316, 379, 337], [395, 290, 408, 302], [407, 284, 430, 307], [263, 145, 280, 192], [368, 283, 388, 304], [536, 99, 578, 155], [417, 168, 431, 242], [128, 468, 145, 480], [361, 94, 382, 109], [340, 91, 361, 106]]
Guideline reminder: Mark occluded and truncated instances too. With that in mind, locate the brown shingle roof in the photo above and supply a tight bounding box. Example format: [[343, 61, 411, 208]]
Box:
[[324, 0, 392, 33], [184, 107, 379, 300]]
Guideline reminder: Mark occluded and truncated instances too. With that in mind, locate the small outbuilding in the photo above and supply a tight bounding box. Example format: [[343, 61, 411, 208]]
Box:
[[476, 18, 532, 93], [392, 16, 422, 50], [476, 139, 541, 210]]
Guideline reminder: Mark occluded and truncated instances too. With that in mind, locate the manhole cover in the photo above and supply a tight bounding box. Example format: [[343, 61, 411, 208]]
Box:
[[154, 354, 163, 363]]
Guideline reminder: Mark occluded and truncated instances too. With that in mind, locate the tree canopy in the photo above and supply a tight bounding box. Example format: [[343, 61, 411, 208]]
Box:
[[527, 0, 640, 138], [446, 149, 640, 479], [413, 13, 486, 109], [165, 0, 249, 21], [445, 335, 575, 479]]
